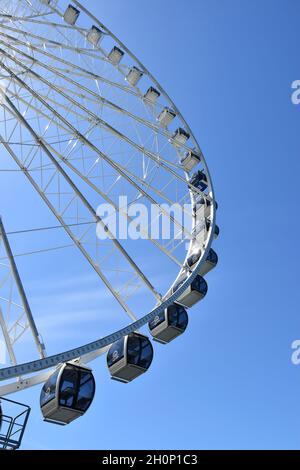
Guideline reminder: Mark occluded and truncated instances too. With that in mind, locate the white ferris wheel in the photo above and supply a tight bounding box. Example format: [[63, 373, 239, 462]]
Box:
[[0, 0, 219, 435]]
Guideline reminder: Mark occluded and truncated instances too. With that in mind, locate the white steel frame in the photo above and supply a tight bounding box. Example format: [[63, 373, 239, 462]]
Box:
[[0, 0, 217, 396]]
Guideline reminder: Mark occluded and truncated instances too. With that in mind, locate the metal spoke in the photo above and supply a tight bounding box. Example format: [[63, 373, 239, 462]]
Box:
[[0, 64, 192, 237], [2, 96, 162, 307], [0, 118, 139, 322]]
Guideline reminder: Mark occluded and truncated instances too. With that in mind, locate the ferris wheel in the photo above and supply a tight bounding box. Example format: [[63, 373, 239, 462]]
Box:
[[0, 0, 219, 428]]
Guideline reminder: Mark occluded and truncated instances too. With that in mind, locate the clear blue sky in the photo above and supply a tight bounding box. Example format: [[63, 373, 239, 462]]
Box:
[[1, 0, 300, 450]]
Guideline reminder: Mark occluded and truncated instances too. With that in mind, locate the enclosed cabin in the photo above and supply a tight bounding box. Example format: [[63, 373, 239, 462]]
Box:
[[144, 86, 160, 105], [63, 4, 80, 25], [192, 215, 219, 240], [186, 249, 202, 271], [87, 25, 103, 46], [193, 195, 218, 218], [126, 66, 143, 87], [40, 363, 95, 425], [157, 107, 176, 128], [187, 247, 218, 275], [199, 248, 218, 277], [171, 128, 190, 147], [190, 170, 208, 193], [108, 46, 124, 65], [149, 304, 188, 344], [172, 274, 208, 308], [181, 150, 202, 172], [107, 333, 153, 383]]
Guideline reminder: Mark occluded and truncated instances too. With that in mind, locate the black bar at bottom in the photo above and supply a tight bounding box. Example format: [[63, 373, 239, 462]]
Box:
[[0, 450, 299, 464]]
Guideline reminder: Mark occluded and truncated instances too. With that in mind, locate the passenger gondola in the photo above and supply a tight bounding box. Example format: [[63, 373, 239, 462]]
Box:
[[171, 128, 190, 146], [180, 150, 202, 172], [157, 107, 176, 127], [205, 217, 220, 239], [187, 247, 218, 276], [63, 4, 80, 25], [193, 195, 218, 218], [126, 66, 143, 86], [199, 248, 219, 276], [190, 170, 208, 193], [149, 304, 188, 344], [108, 46, 124, 65], [172, 274, 208, 308], [186, 249, 202, 270], [107, 333, 154, 383], [87, 25, 103, 46], [144, 86, 161, 104], [40, 363, 95, 425]]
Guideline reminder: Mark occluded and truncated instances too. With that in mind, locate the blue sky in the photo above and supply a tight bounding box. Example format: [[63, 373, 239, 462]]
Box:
[[1, 0, 300, 450]]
